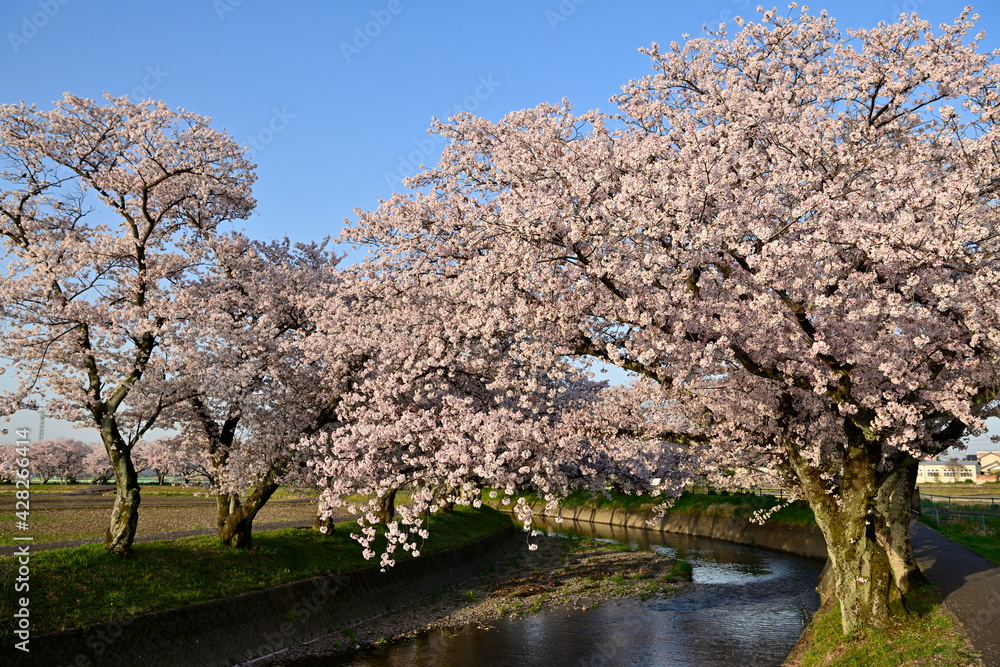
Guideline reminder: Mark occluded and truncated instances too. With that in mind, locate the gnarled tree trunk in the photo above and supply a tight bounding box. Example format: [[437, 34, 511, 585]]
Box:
[[785, 435, 910, 634], [376, 488, 397, 525], [104, 437, 141, 556], [811, 495, 908, 631], [216, 480, 279, 549], [873, 459, 928, 595]]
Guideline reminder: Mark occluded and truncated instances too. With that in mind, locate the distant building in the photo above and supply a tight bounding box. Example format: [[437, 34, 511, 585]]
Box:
[[916, 459, 979, 484], [977, 451, 1000, 483]]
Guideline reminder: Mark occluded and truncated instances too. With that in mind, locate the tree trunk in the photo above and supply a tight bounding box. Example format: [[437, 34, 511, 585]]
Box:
[[314, 509, 337, 534], [216, 481, 279, 549], [873, 460, 928, 595], [430, 484, 456, 514], [785, 437, 909, 634], [104, 442, 141, 556], [376, 488, 397, 524], [811, 493, 908, 633]]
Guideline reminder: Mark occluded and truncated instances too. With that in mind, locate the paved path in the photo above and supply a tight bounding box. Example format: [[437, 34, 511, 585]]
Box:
[[911, 521, 1000, 666]]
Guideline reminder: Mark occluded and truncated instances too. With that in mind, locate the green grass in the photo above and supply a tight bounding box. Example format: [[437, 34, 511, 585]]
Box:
[[496, 489, 816, 526], [494, 488, 661, 511], [0, 505, 511, 639], [918, 513, 1000, 565], [794, 587, 981, 667], [666, 560, 693, 580], [666, 491, 816, 525]]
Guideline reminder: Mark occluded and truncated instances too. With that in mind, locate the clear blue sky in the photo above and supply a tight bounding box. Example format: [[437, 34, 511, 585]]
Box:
[[1, 0, 998, 451]]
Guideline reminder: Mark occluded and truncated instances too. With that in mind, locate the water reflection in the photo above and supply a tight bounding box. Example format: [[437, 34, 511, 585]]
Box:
[[290, 517, 822, 667]]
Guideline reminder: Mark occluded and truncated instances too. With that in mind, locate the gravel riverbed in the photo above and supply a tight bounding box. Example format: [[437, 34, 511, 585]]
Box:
[[250, 531, 691, 665]]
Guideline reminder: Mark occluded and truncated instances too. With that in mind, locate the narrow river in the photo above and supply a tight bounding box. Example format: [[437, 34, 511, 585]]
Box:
[[290, 517, 823, 666]]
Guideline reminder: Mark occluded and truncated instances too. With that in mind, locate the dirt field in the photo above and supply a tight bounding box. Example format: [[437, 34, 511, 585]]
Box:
[[0, 487, 321, 543]]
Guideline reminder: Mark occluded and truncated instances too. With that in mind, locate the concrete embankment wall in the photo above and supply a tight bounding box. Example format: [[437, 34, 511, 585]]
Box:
[[11, 524, 520, 667], [516, 502, 828, 560]]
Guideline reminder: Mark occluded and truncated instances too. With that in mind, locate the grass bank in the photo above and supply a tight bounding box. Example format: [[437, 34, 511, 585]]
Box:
[[786, 587, 983, 667], [917, 513, 1000, 565], [504, 489, 816, 525], [665, 491, 815, 525], [0, 505, 511, 639]]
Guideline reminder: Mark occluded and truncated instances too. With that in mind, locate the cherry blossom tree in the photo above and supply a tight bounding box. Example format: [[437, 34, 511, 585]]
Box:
[[28, 439, 68, 483], [302, 266, 693, 568], [46, 437, 89, 483], [134, 436, 207, 485], [0, 93, 256, 554], [28, 437, 91, 484], [0, 445, 18, 483], [347, 7, 1000, 632], [160, 233, 352, 548], [83, 444, 115, 484]]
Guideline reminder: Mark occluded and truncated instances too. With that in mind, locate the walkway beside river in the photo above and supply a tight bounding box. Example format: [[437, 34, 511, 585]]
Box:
[[911, 521, 1000, 666]]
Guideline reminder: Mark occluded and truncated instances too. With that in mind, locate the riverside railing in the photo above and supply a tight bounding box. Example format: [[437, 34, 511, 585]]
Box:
[[920, 492, 1000, 531], [921, 493, 1000, 511]]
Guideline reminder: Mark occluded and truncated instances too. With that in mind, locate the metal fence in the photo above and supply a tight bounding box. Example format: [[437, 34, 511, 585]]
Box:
[[920, 492, 1000, 532], [921, 493, 1000, 511], [747, 487, 791, 499]]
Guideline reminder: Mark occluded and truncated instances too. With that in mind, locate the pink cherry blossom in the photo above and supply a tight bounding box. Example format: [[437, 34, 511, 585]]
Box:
[[345, 7, 1000, 633], [0, 93, 255, 555]]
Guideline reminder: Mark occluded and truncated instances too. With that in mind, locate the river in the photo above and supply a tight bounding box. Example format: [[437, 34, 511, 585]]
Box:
[[285, 516, 823, 666]]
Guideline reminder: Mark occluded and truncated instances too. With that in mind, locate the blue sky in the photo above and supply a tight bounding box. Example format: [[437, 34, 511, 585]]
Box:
[[2, 0, 998, 451]]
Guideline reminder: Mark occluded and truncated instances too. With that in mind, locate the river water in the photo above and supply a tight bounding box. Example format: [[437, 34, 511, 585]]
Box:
[[291, 517, 823, 667]]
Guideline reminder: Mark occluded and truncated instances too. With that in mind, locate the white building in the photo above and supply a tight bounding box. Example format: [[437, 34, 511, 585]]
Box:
[[916, 459, 980, 484]]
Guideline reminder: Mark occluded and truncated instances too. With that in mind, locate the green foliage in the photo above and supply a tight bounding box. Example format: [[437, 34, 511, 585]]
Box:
[[0, 506, 510, 638]]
